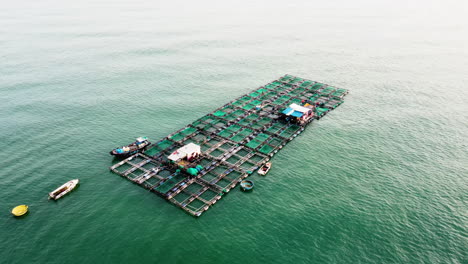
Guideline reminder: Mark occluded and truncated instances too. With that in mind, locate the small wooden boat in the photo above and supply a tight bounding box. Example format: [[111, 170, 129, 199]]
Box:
[[11, 205, 28, 217], [49, 179, 79, 200], [258, 162, 272, 176], [240, 180, 254, 191], [110, 137, 150, 157]]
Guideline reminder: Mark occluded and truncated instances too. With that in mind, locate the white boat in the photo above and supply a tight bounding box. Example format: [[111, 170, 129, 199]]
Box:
[[49, 179, 79, 200], [258, 162, 272, 176]]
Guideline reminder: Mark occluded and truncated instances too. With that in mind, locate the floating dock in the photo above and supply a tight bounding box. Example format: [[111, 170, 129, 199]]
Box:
[[110, 74, 349, 217]]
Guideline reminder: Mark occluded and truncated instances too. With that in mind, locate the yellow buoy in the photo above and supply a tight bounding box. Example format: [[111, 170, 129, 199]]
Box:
[[11, 205, 28, 217]]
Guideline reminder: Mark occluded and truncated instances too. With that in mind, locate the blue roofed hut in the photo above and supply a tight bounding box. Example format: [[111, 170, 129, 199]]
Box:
[[281, 103, 314, 125]]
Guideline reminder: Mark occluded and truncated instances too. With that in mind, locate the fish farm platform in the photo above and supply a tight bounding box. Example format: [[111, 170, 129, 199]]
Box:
[[110, 74, 349, 217]]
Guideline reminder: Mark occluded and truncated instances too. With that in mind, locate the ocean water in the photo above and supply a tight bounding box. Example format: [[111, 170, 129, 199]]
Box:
[[1, 0, 467, 263]]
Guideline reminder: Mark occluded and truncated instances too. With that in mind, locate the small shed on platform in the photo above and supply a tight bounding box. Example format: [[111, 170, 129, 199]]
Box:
[[281, 103, 314, 124], [168, 143, 201, 162]]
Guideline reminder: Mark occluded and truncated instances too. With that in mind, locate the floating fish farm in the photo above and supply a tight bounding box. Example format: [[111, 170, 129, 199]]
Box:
[[110, 74, 349, 217]]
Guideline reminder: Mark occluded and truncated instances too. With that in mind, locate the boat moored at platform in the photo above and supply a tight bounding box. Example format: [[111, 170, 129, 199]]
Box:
[[240, 180, 254, 191], [258, 162, 272, 176], [110, 137, 150, 157]]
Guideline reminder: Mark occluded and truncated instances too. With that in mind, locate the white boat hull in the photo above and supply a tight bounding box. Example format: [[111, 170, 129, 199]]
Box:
[[258, 162, 272, 176], [49, 179, 79, 200]]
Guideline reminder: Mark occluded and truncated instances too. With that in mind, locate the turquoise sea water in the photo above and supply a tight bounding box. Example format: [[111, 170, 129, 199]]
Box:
[[1, 1, 467, 263]]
